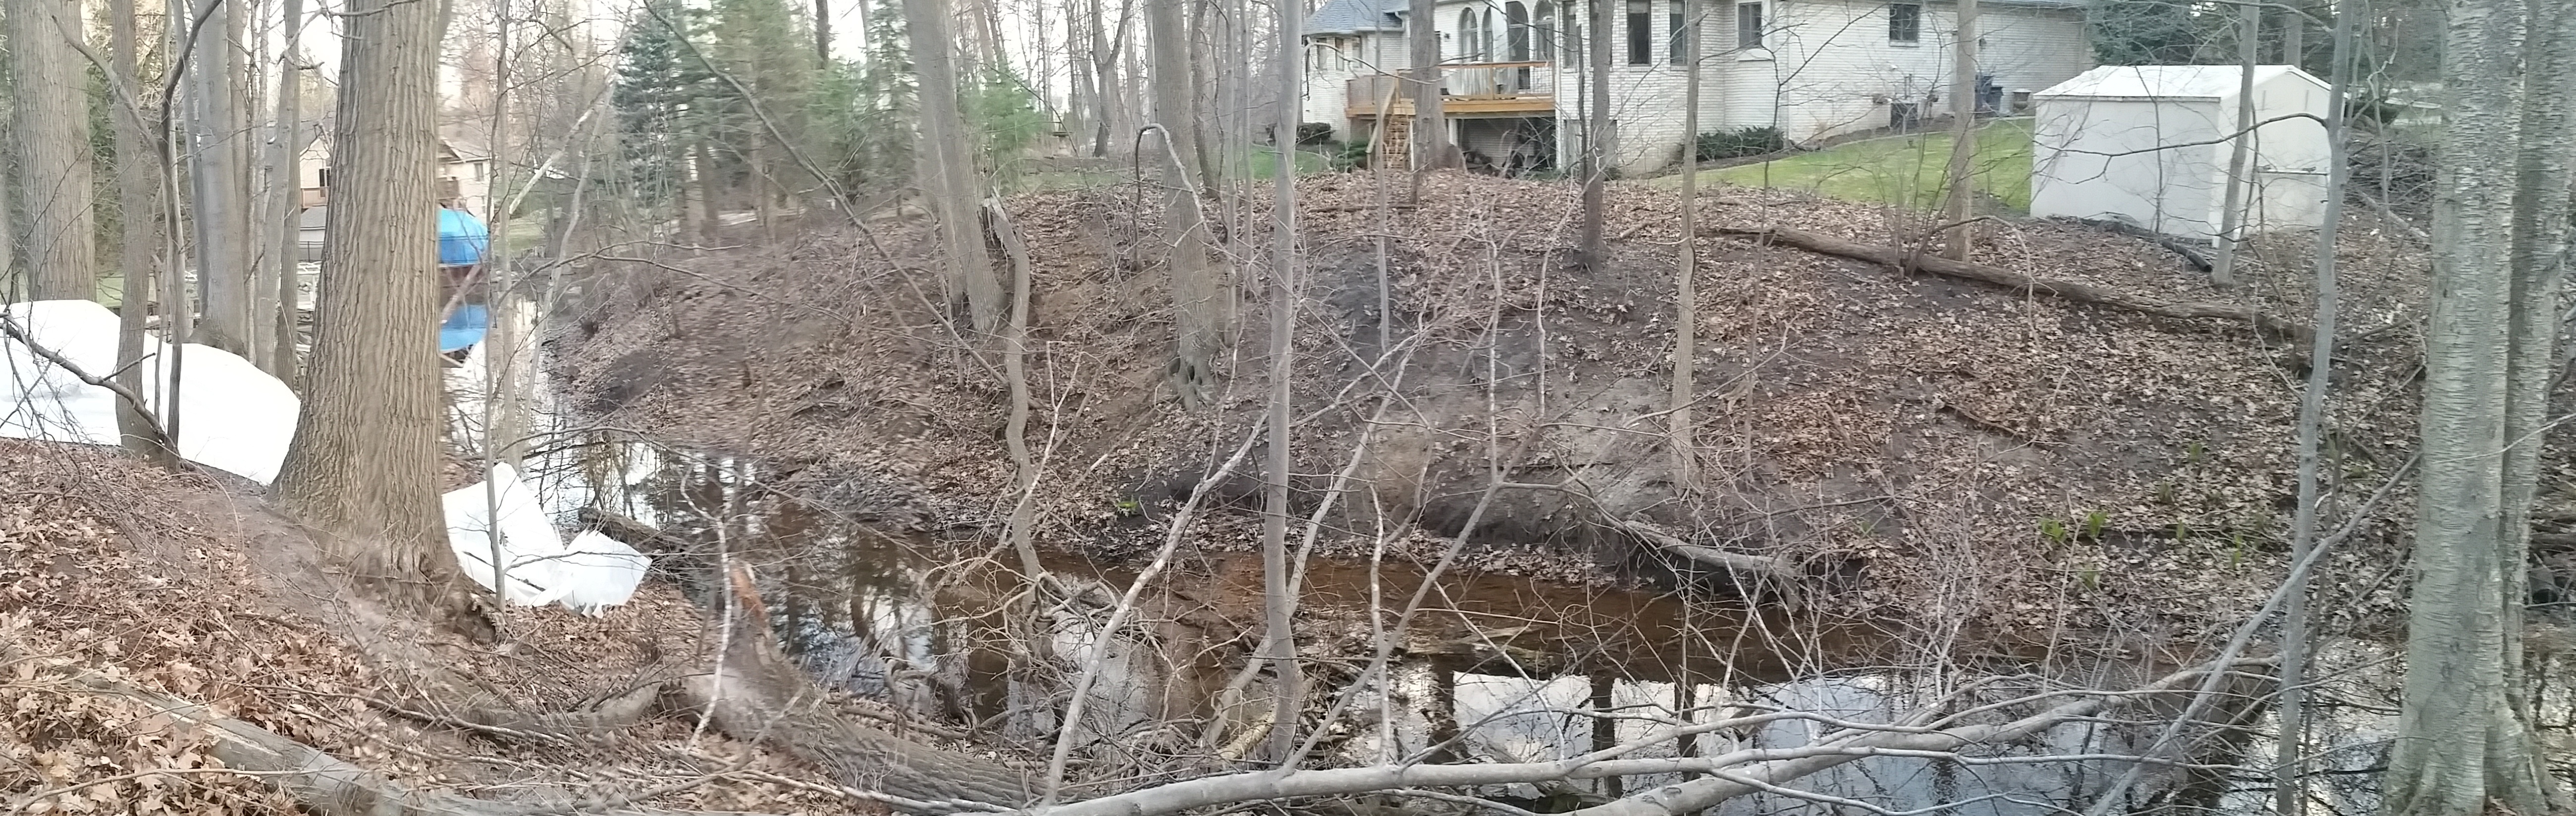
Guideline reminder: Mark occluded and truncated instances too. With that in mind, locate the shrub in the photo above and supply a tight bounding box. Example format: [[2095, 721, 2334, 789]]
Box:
[[1331, 139, 1372, 172], [1694, 126, 1786, 161], [1296, 122, 1336, 145]]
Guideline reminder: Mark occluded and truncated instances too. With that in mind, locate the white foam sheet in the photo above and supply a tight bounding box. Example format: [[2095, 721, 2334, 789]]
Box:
[[443, 463, 650, 615], [0, 301, 300, 484]]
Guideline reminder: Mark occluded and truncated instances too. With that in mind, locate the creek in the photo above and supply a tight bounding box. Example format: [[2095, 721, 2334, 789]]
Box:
[[483, 429, 2453, 815]]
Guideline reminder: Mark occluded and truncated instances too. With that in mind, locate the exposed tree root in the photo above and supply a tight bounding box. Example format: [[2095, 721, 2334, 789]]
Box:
[[1712, 226, 2310, 343]]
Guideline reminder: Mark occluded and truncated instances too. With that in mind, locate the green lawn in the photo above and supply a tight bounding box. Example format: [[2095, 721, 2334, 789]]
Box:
[[1671, 118, 2035, 211]]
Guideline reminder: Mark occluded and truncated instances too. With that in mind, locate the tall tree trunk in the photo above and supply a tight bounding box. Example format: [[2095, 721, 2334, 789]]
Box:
[[1407, 0, 1453, 194], [273, 0, 476, 622], [814, 0, 831, 63], [1261, 0, 1302, 763], [13, 0, 98, 301], [187, 0, 257, 354], [2385, 0, 2574, 813], [2268, 2, 2354, 812], [2210, 2, 2257, 286], [1937, 0, 1977, 261], [1150, 0, 1224, 408], [902, 0, 1004, 332], [1579, 0, 1609, 265], [110, 0, 167, 458], [268, 0, 311, 381], [1671, 0, 1697, 485]]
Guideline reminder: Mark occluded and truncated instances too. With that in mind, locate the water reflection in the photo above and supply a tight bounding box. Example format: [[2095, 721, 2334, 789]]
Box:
[[514, 433, 2456, 815]]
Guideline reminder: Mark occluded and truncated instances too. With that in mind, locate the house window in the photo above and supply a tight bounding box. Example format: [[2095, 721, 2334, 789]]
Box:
[[1670, 4, 1687, 63], [1627, 0, 1652, 64], [1736, 1, 1763, 49], [1460, 8, 1481, 60], [316, 168, 332, 188], [1508, 2, 1531, 59], [1535, 1, 1556, 60], [1888, 2, 1920, 43]]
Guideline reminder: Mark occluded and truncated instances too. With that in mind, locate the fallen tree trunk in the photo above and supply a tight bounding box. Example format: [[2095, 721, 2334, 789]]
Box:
[[28, 660, 784, 816], [1610, 516, 1797, 581], [1032, 658, 2271, 816], [1713, 226, 2309, 343], [686, 563, 1035, 811]]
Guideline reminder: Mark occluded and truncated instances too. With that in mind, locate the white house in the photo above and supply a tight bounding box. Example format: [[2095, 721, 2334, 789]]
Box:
[[297, 127, 498, 217], [2028, 65, 2333, 245], [1301, 0, 2096, 175]]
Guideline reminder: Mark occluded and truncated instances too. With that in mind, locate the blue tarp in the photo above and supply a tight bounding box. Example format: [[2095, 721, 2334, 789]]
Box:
[[439, 208, 490, 266], [440, 305, 489, 353]]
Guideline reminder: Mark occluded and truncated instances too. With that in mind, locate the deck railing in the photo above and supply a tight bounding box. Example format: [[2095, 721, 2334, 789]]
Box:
[[1345, 60, 1555, 113]]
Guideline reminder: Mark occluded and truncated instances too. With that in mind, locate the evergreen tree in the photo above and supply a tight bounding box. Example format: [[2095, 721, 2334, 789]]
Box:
[[612, 0, 714, 221]]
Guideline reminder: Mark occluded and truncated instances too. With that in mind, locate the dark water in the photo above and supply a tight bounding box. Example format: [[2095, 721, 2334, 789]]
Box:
[[520, 433, 2412, 816]]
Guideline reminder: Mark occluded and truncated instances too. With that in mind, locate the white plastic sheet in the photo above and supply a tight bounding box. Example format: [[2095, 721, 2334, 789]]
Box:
[[1, 300, 299, 484], [442, 463, 650, 616]]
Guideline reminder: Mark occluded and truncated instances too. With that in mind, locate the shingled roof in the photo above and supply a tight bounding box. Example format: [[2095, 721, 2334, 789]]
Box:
[[1304, 0, 1403, 36]]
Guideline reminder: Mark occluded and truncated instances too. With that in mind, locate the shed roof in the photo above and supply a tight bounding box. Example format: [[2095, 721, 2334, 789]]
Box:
[[2034, 65, 2325, 101], [1304, 0, 1403, 35]]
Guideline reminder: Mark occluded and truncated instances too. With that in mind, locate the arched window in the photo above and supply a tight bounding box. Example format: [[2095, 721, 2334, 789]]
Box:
[[1507, 2, 1531, 60], [1535, 1, 1556, 61], [1484, 8, 1499, 59], [1459, 8, 1479, 60]]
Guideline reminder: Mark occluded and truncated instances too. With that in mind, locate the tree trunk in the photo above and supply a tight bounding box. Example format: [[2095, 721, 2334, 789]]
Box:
[[902, 0, 1003, 333], [187, 0, 257, 354], [2269, 0, 2354, 810], [1937, 0, 1977, 261], [110, 0, 167, 459], [2384, 0, 2573, 812], [269, 0, 311, 381], [1151, 0, 1224, 408], [273, 0, 476, 621], [813, 0, 831, 63], [12, 0, 97, 302], [1408, 0, 1453, 193], [1671, 0, 1698, 485], [1580, 0, 1610, 266], [2209, 2, 2257, 286], [1262, 0, 1303, 763]]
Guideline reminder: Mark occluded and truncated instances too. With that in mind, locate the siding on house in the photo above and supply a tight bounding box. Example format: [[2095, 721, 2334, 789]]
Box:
[[1301, 0, 2093, 175]]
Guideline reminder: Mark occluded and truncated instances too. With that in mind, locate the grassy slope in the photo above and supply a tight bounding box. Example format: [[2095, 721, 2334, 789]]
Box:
[[1671, 118, 2035, 211]]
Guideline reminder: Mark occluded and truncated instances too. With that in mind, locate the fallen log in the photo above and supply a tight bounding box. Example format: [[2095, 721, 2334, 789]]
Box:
[[1610, 516, 1797, 581], [17, 656, 785, 816], [1711, 226, 2310, 343]]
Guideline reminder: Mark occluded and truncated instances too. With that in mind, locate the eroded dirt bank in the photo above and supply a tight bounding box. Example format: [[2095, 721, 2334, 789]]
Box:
[[552, 173, 2437, 634]]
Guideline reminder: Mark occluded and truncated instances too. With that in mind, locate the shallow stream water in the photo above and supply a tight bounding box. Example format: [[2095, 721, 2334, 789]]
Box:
[[505, 430, 2440, 815]]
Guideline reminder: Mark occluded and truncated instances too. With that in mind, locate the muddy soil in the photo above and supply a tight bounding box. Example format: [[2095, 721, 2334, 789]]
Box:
[[550, 173, 2436, 635]]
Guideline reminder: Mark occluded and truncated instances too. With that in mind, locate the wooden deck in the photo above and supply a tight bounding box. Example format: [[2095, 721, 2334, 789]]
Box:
[[1345, 61, 1557, 118]]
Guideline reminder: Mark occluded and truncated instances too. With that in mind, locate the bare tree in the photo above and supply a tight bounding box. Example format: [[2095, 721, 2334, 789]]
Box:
[[1936, 0, 1976, 261], [1671, 0, 1698, 485], [186, 0, 258, 354], [901, 0, 1004, 333], [1149, 0, 1225, 409], [13, 0, 97, 302], [1261, 0, 1302, 762], [273, 0, 477, 620], [1580, 0, 1609, 266], [108, 0, 167, 458], [268, 0, 312, 380], [1407, 0, 1453, 188], [2384, 0, 2575, 811], [2208, 2, 2257, 286]]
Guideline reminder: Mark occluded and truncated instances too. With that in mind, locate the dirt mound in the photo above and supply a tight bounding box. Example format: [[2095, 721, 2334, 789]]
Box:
[[0, 439, 877, 814], [552, 173, 2433, 634]]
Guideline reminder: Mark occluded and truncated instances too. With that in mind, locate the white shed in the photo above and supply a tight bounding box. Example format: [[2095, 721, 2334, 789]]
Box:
[[2028, 65, 2332, 246]]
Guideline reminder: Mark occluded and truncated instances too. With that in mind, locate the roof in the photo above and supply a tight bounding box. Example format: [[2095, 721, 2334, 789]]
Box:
[[1304, 0, 1403, 36], [437, 125, 496, 162], [2034, 64, 2326, 101]]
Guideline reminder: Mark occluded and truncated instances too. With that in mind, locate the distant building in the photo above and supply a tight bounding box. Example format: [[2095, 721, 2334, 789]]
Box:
[[2029, 65, 2333, 245], [296, 126, 498, 217], [1301, 0, 2096, 176]]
